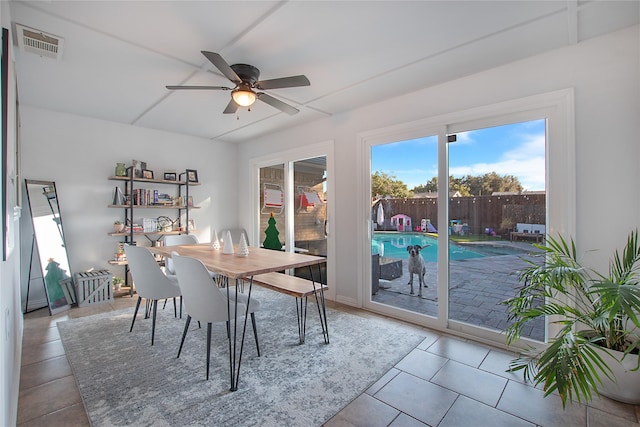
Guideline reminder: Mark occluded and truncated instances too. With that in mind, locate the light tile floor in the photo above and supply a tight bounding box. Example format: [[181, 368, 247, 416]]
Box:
[[18, 295, 640, 427]]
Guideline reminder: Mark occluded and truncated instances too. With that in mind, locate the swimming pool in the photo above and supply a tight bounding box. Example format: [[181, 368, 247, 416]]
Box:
[[372, 232, 524, 262]]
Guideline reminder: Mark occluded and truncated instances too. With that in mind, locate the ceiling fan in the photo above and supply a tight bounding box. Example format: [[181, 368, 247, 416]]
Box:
[[166, 51, 310, 115]]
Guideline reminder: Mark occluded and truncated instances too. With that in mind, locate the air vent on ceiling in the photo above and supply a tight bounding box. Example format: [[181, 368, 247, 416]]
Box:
[[15, 23, 64, 60]]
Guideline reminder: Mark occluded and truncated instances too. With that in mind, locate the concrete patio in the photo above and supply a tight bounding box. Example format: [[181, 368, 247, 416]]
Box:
[[372, 241, 545, 341]]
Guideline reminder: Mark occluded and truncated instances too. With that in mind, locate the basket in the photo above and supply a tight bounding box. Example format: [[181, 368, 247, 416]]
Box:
[[75, 270, 113, 307]]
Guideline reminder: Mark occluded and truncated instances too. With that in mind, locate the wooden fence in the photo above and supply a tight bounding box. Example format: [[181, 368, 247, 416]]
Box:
[[375, 194, 546, 237]]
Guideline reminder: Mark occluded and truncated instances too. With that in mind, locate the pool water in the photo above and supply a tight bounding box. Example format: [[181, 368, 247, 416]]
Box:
[[372, 232, 523, 262]]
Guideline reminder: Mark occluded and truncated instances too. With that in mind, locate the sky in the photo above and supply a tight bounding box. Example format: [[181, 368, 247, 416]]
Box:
[[371, 119, 546, 192]]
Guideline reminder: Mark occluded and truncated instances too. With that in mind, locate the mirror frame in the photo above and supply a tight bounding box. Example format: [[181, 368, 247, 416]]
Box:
[[24, 179, 76, 314]]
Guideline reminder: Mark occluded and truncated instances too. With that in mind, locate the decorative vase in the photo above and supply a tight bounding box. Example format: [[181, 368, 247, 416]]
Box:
[[594, 345, 640, 404], [115, 162, 127, 177], [238, 233, 249, 256], [222, 230, 234, 254], [211, 230, 220, 250], [114, 223, 124, 233]]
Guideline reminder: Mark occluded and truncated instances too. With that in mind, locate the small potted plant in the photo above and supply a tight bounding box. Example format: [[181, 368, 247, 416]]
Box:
[[112, 276, 124, 291], [113, 220, 125, 233], [502, 230, 640, 407]]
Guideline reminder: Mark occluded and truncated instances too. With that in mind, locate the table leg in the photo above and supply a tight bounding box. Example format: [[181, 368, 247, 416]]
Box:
[[225, 276, 253, 392], [309, 263, 330, 344], [295, 296, 308, 344]]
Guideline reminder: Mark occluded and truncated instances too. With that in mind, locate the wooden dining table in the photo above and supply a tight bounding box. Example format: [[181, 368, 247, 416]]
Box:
[[147, 243, 326, 391]]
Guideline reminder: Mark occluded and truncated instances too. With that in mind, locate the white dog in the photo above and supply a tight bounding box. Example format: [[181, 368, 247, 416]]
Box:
[[407, 245, 428, 297]]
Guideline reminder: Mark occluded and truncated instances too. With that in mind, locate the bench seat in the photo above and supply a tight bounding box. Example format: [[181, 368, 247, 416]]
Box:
[[252, 272, 328, 298], [252, 272, 329, 344]]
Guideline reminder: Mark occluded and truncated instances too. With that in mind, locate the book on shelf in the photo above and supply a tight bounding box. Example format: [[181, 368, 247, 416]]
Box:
[[124, 224, 144, 233]]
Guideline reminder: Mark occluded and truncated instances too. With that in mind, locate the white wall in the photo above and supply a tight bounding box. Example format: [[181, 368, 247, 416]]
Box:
[[1, 4, 23, 425], [237, 25, 640, 304], [19, 106, 239, 302]]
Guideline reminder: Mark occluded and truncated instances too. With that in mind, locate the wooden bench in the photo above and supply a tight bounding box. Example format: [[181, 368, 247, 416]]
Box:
[[251, 272, 329, 344]]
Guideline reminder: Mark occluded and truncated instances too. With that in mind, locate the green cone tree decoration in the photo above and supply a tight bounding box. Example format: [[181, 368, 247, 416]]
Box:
[[263, 212, 283, 250]]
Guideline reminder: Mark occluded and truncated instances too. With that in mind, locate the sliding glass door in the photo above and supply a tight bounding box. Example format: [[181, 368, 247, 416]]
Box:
[[371, 135, 439, 317], [362, 89, 574, 346], [446, 120, 546, 341], [258, 163, 287, 248], [255, 146, 332, 291]]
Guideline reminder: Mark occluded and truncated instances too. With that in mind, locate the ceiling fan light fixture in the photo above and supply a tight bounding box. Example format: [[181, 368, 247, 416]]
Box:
[[232, 85, 256, 107]]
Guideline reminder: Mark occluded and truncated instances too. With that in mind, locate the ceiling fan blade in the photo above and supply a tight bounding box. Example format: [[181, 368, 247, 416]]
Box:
[[256, 93, 299, 115], [166, 85, 231, 90], [223, 99, 238, 114], [201, 51, 242, 85], [255, 75, 310, 90]]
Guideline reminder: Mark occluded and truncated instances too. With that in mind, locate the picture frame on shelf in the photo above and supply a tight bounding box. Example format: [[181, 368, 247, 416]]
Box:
[[142, 169, 154, 179], [186, 169, 198, 183], [163, 172, 176, 181]]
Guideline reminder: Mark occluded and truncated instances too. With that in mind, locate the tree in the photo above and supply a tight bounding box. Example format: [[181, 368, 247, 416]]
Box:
[[262, 212, 283, 250], [411, 175, 471, 196], [372, 171, 414, 198], [412, 177, 437, 193], [450, 178, 472, 196], [411, 172, 523, 196]]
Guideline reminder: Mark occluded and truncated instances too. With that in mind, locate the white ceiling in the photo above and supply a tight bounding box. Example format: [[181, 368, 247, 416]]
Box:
[[9, 1, 639, 144]]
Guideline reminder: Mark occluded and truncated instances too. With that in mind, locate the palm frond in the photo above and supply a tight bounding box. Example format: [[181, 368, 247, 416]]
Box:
[[501, 230, 640, 407]]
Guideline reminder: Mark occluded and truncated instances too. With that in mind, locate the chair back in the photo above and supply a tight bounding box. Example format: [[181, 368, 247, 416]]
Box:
[[172, 255, 245, 323], [164, 234, 199, 246], [124, 244, 181, 300], [164, 234, 199, 274]]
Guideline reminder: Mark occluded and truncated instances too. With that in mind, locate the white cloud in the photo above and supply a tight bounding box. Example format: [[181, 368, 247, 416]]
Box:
[[449, 133, 546, 191], [452, 131, 473, 145], [375, 128, 546, 192]]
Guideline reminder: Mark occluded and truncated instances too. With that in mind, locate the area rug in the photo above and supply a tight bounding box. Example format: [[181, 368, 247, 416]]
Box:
[[58, 287, 425, 426]]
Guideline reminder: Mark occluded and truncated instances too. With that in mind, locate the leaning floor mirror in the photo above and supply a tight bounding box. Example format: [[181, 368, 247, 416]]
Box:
[[23, 179, 76, 315]]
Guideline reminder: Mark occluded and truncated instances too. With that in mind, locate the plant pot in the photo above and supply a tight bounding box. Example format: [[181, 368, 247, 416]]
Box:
[[114, 223, 125, 233], [593, 345, 640, 404]]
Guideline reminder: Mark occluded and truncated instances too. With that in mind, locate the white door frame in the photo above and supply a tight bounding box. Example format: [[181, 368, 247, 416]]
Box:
[[250, 140, 335, 300], [358, 89, 575, 347]]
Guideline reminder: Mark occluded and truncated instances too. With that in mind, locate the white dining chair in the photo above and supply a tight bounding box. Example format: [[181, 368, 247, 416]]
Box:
[[163, 234, 218, 282], [163, 234, 199, 275], [172, 254, 261, 380], [124, 244, 182, 346]]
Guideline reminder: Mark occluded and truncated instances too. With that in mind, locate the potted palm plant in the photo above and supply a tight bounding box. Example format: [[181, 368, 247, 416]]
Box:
[[503, 230, 640, 407]]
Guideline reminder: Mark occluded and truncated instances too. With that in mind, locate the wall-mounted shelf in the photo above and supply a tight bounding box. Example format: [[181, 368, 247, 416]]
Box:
[[108, 175, 201, 186], [108, 230, 184, 237], [108, 204, 199, 209], [107, 169, 200, 295]]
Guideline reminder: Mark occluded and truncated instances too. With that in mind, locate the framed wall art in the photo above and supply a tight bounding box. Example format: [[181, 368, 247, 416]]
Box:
[[186, 169, 198, 183]]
